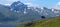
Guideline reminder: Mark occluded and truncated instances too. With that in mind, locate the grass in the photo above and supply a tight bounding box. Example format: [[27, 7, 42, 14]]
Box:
[[17, 16, 60, 27]]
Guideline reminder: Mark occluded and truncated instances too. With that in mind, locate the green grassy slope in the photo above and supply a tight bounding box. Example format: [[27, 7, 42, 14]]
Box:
[[17, 16, 60, 27]]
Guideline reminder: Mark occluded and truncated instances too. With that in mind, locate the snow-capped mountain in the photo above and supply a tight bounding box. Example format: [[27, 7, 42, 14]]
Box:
[[10, 1, 60, 24], [0, 1, 60, 27], [11, 1, 27, 13]]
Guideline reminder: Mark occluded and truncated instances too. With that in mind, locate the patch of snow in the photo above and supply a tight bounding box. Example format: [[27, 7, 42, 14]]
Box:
[[54, 11, 59, 14], [52, 8, 54, 12], [16, 11, 20, 13], [24, 11, 27, 14], [4, 4, 11, 6], [10, 8, 13, 11]]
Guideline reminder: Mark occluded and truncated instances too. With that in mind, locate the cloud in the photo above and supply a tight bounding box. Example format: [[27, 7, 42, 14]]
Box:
[[21, 0, 36, 4], [0, 0, 2, 2], [25, 3, 40, 7], [24, 0, 35, 1], [6, 0, 17, 2], [4, 4, 11, 6], [52, 2, 60, 10], [56, 2, 60, 5], [25, 3, 34, 7], [0, 0, 3, 3], [6, 0, 19, 3]]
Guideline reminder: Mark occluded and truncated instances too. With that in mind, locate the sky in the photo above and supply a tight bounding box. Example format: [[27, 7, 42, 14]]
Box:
[[0, 0, 60, 8]]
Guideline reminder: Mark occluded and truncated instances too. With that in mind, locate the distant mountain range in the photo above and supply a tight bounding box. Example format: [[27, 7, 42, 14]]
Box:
[[0, 1, 60, 27]]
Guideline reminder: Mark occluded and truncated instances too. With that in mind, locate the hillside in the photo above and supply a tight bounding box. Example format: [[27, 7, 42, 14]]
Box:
[[17, 16, 60, 27]]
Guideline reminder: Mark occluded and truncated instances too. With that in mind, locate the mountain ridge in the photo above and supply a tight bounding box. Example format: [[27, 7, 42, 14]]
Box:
[[0, 1, 60, 27]]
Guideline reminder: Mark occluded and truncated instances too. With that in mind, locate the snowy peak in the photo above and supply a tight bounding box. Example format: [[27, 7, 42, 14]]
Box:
[[10, 1, 60, 17], [11, 1, 27, 12], [11, 1, 24, 8]]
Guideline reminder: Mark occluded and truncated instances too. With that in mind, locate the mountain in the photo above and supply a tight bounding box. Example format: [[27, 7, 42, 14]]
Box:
[[10, 1, 60, 18], [11, 1, 27, 12], [0, 1, 60, 27], [0, 4, 23, 27]]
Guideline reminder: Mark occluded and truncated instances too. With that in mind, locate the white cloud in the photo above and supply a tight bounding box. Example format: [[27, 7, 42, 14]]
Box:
[[25, 3, 34, 7], [4, 4, 11, 6], [6, 0, 18, 4], [25, 3, 40, 7], [24, 0, 35, 2], [57, 2, 60, 5], [52, 2, 60, 10], [0, 0, 18, 5], [6, 0, 17, 2]]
